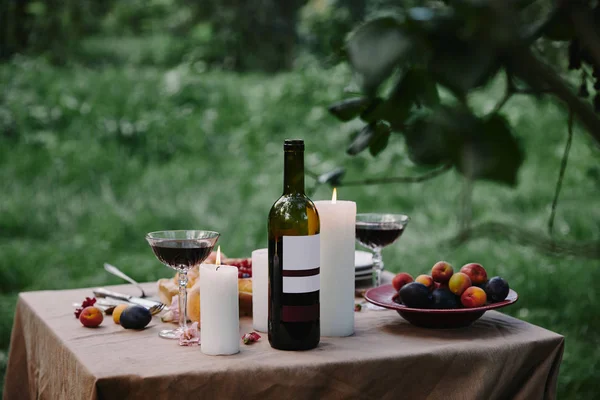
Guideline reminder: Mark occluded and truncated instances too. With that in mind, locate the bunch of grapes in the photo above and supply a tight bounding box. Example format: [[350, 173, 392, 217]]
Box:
[[74, 297, 97, 318]]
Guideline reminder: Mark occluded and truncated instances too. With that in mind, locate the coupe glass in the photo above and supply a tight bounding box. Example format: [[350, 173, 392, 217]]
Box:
[[146, 230, 220, 339], [355, 214, 410, 288]]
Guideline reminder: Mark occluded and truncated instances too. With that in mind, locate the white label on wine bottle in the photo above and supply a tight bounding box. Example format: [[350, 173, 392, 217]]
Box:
[[282, 234, 320, 294]]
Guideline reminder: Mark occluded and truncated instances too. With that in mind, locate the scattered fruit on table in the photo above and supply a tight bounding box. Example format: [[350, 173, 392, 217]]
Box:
[[392, 273, 414, 292], [485, 277, 510, 302], [398, 282, 431, 308], [242, 331, 261, 345], [79, 306, 103, 328], [460, 263, 488, 285], [112, 304, 128, 325], [431, 261, 454, 283], [415, 275, 434, 292], [460, 287, 487, 308], [448, 272, 472, 296], [391, 261, 511, 309], [120, 305, 152, 329], [354, 303, 362, 312], [74, 297, 97, 319]]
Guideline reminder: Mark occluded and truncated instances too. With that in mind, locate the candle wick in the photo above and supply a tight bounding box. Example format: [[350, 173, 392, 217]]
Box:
[[216, 265, 220, 271]]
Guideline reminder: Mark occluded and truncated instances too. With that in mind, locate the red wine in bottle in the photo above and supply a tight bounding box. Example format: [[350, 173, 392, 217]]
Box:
[[268, 139, 320, 351]]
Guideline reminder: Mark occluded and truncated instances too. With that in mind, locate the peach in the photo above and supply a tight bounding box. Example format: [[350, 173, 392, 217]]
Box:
[[461, 286, 487, 308], [448, 272, 472, 296], [431, 261, 454, 283], [415, 274, 434, 291], [79, 306, 103, 328], [460, 263, 488, 285], [392, 273, 414, 292]]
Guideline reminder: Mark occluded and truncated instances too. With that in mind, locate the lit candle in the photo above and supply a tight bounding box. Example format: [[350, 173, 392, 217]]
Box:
[[200, 246, 240, 355], [314, 189, 356, 337], [251, 248, 268, 332]]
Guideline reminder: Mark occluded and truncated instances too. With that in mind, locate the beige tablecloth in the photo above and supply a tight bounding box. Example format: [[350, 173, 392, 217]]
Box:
[[4, 282, 563, 400]]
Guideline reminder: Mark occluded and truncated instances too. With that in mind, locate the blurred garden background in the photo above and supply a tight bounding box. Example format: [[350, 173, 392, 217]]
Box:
[[1, 0, 600, 398]]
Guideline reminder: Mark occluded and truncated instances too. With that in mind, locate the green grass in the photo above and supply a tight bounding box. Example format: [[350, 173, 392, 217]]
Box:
[[1, 55, 599, 398]]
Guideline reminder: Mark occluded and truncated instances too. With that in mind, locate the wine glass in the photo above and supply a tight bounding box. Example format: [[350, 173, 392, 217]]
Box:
[[355, 214, 410, 288], [146, 230, 220, 339]]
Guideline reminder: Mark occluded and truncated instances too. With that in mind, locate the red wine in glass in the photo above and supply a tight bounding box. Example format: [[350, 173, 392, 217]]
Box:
[[355, 214, 410, 291], [146, 230, 220, 339], [151, 240, 213, 271], [355, 224, 405, 249]]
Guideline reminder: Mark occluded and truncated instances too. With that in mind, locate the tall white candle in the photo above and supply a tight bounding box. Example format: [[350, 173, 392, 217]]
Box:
[[314, 189, 356, 337], [252, 248, 268, 333], [200, 256, 240, 355]]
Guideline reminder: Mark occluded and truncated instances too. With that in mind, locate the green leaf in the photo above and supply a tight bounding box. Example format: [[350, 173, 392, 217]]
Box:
[[347, 122, 391, 156], [317, 168, 346, 186], [428, 37, 499, 95], [360, 69, 438, 131], [454, 114, 524, 186], [328, 97, 373, 122], [369, 124, 391, 156], [403, 110, 455, 166], [347, 17, 411, 94], [347, 123, 376, 155]]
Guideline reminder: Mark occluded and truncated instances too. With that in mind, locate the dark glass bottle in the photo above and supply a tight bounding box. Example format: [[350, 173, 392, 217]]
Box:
[[268, 139, 320, 350]]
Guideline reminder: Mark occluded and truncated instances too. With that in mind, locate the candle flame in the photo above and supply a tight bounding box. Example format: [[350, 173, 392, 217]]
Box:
[[216, 246, 221, 266], [332, 188, 337, 204]]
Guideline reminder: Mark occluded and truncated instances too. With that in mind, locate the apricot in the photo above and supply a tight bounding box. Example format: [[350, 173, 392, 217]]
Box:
[[79, 306, 103, 328], [431, 261, 454, 283], [112, 304, 128, 324], [448, 272, 472, 296], [461, 286, 487, 308], [460, 263, 488, 285], [392, 273, 414, 292], [187, 283, 201, 323], [415, 274, 434, 291]]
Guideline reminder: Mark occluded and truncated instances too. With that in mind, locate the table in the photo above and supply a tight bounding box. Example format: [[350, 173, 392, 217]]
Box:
[[4, 282, 563, 400]]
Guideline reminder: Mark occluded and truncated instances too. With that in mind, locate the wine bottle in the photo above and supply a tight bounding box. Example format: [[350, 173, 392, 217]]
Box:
[[268, 139, 321, 350]]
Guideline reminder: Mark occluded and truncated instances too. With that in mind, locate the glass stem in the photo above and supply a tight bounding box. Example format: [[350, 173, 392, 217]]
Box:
[[372, 248, 383, 287], [178, 270, 188, 332]]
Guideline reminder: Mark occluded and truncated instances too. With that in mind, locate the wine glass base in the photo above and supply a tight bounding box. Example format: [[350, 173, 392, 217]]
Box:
[[159, 327, 185, 339]]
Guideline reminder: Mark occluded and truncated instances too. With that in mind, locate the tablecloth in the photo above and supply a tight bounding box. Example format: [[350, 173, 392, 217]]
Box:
[[4, 282, 563, 400]]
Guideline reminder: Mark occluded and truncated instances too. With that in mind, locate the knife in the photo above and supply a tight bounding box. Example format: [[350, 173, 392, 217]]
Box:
[[93, 288, 165, 309]]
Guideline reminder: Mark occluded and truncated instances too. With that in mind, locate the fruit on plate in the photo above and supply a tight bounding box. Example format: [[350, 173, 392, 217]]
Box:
[[431, 288, 460, 309], [79, 306, 103, 328], [415, 274, 434, 291], [485, 277, 510, 302], [112, 304, 128, 324], [398, 282, 432, 308], [120, 305, 152, 329], [392, 273, 414, 292], [431, 261, 454, 283], [460, 263, 488, 285], [460, 286, 487, 308], [448, 272, 472, 296]]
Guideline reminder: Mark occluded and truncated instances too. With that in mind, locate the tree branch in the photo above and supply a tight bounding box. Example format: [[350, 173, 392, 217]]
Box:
[[447, 221, 600, 259], [338, 164, 451, 186], [548, 109, 573, 236], [508, 48, 600, 148]]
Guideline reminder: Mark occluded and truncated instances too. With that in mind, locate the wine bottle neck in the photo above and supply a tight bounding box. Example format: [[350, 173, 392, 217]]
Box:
[[283, 150, 305, 194]]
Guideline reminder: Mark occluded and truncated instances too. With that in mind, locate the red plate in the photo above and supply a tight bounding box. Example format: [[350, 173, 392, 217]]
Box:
[[364, 284, 519, 329]]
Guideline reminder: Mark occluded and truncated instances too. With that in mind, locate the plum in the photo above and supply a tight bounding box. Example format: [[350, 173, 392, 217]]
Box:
[[485, 277, 509, 302], [399, 282, 432, 309], [431, 288, 460, 309], [120, 305, 152, 329]]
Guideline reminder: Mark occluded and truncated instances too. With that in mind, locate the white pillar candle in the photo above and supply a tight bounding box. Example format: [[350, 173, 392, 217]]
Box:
[[251, 248, 268, 333], [314, 189, 356, 337], [200, 263, 240, 355]]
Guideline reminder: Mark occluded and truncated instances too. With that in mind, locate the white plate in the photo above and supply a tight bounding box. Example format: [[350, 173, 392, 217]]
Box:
[[355, 250, 373, 269]]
